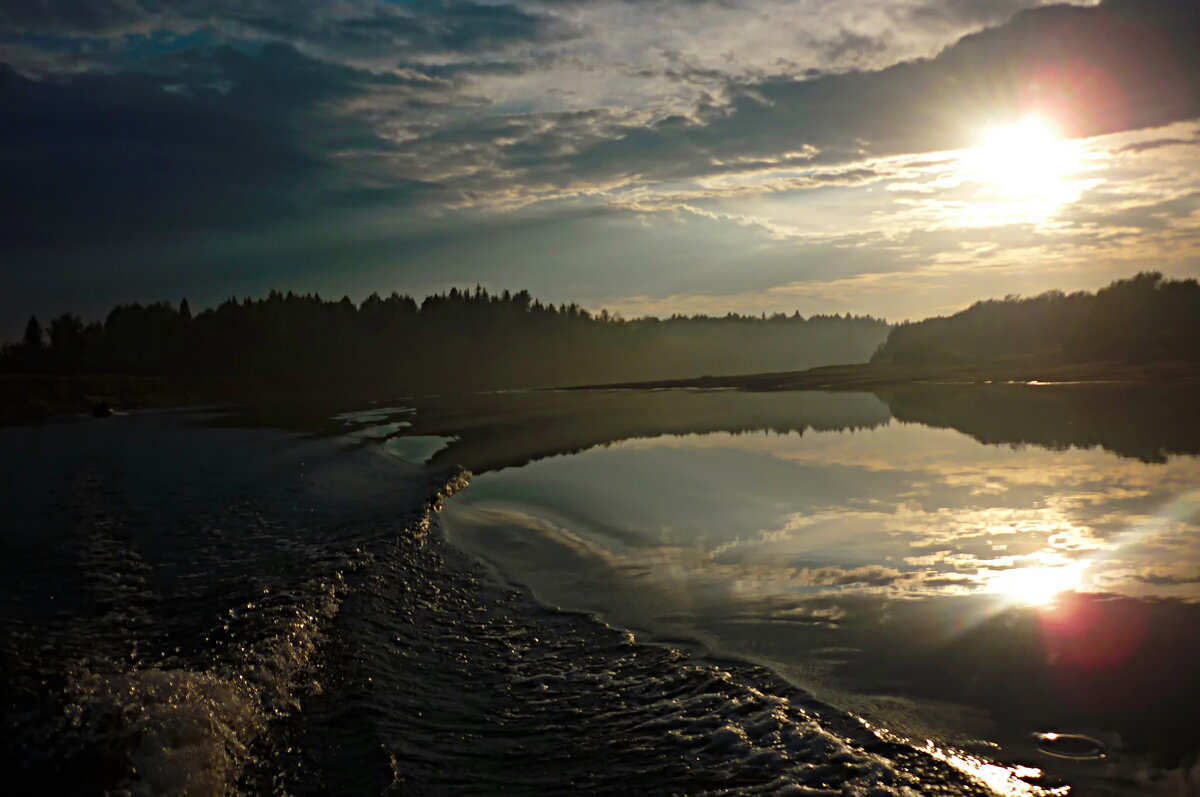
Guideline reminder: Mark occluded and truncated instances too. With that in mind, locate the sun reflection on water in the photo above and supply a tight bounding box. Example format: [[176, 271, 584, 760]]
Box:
[[921, 742, 1070, 797], [866, 720, 1069, 797]]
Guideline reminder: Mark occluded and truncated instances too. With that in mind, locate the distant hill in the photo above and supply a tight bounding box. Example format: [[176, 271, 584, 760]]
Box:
[[871, 273, 1200, 367]]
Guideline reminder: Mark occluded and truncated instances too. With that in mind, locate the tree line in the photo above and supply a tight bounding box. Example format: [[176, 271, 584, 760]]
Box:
[[2, 287, 889, 391], [872, 273, 1200, 366]]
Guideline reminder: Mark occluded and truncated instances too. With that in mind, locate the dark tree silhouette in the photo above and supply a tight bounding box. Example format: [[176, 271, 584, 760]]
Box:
[[1, 290, 888, 391], [22, 316, 43, 349], [872, 273, 1200, 367], [46, 314, 86, 371]]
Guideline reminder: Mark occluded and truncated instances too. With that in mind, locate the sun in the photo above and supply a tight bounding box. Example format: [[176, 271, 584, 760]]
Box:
[[987, 563, 1084, 607], [961, 117, 1080, 195]]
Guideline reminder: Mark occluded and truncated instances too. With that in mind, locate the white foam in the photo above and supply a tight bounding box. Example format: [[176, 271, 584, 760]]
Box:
[[62, 575, 342, 796]]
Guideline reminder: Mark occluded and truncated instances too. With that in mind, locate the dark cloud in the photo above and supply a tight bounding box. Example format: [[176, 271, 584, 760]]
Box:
[[1133, 571, 1200, 586], [521, 0, 736, 5], [628, 55, 736, 88], [0, 43, 444, 250], [404, 59, 535, 80], [811, 27, 891, 65], [241, 1, 575, 58], [0, 0, 144, 35], [0, 0, 576, 63], [1063, 190, 1200, 233], [1115, 134, 1199, 155]]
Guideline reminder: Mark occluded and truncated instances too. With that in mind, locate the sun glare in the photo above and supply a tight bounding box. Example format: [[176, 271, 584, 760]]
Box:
[[962, 117, 1081, 195], [988, 563, 1083, 607]]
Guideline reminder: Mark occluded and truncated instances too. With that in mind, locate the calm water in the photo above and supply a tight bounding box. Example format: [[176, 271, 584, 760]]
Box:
[[425, 385, 1200, 795], [2, 385, 1196, 796]]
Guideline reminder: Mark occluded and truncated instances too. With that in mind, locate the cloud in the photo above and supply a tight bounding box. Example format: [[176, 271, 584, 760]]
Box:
[[2, 0, 1199, 333], [905, 0, 1059, 28], [0, 42, 451, 251], [289, 0, 1195, 218], [547, 0, 1199, 190], [11, 0, 1189, 212], [238, 1, 577, 58], [0, 0, 146, 35], [0, 0, 575, 53]]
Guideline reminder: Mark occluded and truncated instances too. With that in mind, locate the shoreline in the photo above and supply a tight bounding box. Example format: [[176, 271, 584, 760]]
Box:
[[563, 358, 1200, 392], [4, 358, 1198, 426], [0, 375, 408, 425], [0, 373, 209, 424]]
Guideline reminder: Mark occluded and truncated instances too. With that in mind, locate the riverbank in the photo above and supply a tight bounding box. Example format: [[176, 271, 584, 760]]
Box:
[[0, 373, 207, 423], [0, 374, 397, 424], [570, 358, 1200, 391], [5, 357, 1198, 427]]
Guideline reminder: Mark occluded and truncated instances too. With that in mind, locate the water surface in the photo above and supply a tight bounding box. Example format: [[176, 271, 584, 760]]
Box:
[[4, 385, 1196, 796], [432, 385, 1200, 794]]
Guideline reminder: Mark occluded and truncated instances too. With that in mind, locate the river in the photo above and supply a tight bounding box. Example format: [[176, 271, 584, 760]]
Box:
[[2, 384, 1196, 796]]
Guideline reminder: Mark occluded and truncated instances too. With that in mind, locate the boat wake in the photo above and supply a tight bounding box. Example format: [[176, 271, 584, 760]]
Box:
[[0, 413, 1064, 796]]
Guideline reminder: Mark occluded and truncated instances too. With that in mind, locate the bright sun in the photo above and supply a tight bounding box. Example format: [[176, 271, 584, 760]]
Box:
[[962, 117, 1080, 195], [988, 563, 1084, 607]]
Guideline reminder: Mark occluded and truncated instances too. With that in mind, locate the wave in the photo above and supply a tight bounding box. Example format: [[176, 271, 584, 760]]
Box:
[[0, 411, 1075, 796], [1, 454, 468, 797]]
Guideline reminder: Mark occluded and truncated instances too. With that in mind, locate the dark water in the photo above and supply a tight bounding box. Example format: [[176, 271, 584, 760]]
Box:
[[1, 385, 1196, 796]]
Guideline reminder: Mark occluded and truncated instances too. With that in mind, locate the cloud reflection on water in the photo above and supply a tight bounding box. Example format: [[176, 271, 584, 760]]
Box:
[[440, 402, 1200, 789], [596, 424, 1200, 604]]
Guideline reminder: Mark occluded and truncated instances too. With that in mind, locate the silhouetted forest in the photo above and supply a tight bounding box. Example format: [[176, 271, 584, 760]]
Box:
[[872, 273, 1200, 366], [0, 288, 888, 392]]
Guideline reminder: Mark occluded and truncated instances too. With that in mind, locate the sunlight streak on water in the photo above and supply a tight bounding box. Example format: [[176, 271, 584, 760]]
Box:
[[921, 742, 1070, 797]]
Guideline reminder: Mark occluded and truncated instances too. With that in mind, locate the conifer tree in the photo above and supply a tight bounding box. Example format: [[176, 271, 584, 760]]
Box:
[[23, 315, 43, 349]]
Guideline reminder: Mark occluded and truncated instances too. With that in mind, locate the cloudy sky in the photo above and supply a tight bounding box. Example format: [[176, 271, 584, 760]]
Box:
[[2, 0, 1198, 334]]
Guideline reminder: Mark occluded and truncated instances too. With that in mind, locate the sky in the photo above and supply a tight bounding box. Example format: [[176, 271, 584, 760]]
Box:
[[2, 0, 1199, 335]]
